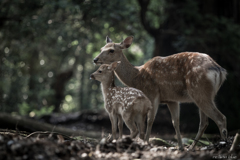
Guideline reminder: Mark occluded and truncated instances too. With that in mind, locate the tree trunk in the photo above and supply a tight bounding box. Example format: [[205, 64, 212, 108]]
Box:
[[138, 0, 182, 57], [5, 61, 22, 112], [79, 62, 85, 110], [0, 50, 3, 110], [51, 69, 74, 112], [153, 34, 178, 57], [0, 112, 101, 138], [27, 51, 39, 109]]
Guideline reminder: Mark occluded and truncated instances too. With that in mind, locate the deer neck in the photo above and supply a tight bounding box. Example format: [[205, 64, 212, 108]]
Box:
[[114, 53, 139, 87], [101, 73, 115, 100]]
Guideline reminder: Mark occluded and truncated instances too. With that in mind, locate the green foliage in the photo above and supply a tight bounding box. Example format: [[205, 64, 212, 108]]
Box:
[[146, 0, 166, 29], [19, 102, 54, 117], [149, 138, 174, 147], [19, 102, 31, 116], [182, 138, 211, 147], [0, 0, 150, 114], [32, 105, 55, 117]]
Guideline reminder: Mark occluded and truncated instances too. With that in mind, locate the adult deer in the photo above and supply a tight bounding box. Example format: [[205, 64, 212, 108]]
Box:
[[93, 36, 227, 150]]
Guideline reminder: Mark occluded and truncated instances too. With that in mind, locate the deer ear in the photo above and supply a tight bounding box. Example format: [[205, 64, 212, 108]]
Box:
[[110, 61, 121, 70], [120, 36, 133, 49], [106, 36, 113, 43]]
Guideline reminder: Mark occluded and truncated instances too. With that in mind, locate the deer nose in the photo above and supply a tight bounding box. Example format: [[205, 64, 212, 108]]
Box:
[[93, 58, 99, 63], [90, 74, 95, 80]]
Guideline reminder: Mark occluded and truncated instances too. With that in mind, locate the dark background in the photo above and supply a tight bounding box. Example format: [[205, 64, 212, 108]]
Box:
[[0, 0, 240, 135]]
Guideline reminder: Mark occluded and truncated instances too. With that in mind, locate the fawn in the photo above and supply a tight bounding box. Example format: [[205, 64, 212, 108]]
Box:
[[90, 61, 153, 142], [93, 36, 228, 150]]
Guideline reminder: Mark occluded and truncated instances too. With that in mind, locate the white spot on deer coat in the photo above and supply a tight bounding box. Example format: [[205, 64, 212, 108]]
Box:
[[157, 59, 162, 63]]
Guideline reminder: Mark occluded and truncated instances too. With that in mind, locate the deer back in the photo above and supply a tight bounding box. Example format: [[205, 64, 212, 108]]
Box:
[[104, 86, 151, 113], [133, 52, 227, 102]]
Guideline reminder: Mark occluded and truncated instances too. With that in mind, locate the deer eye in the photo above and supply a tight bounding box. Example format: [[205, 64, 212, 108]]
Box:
[[109, 49, 114, 53], [98, 70, 102, 73]]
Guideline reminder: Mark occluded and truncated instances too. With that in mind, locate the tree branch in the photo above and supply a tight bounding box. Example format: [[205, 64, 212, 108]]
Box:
[[229, 133, 240, 153], [137, 0, 160, 36]]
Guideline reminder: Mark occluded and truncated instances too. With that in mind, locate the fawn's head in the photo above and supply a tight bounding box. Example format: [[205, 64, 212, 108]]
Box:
[[90, 61, 121, 82], [93, 36, 133, 65]]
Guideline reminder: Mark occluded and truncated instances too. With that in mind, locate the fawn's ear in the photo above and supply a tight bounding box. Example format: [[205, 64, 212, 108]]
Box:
[[120, 36, 133, 49], [106, 36, 113, 43], [108, 61, 121, 70]]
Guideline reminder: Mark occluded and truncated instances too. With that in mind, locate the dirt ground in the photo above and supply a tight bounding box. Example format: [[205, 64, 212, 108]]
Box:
[[0, 110, 239, 160], [0, 130, 239, 160]]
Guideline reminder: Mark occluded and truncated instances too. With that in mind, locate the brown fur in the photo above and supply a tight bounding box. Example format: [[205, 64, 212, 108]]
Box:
[[90, 62, 153, 142], [93, 36, 227, 150]]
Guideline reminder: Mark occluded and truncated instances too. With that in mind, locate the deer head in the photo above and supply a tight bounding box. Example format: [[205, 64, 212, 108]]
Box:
[[90, 61, 121, 82], [93, 36, 134, 65]]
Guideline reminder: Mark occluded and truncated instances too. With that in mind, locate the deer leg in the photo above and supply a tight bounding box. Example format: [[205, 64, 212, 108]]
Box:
[[123, 114, 138, 138], [189, 110, 209, 150], [136, 115, 146, 140], [167, 102, 184, 150], [118, 115, 123, 140], [196, 100, 227, 141], [109, 113, 118, 140], [145, 98, 159, 143]]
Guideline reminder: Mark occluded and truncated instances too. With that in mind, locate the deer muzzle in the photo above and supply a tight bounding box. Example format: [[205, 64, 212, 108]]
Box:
[[93, 58, 99, 63], [90, 74, 95, 80]]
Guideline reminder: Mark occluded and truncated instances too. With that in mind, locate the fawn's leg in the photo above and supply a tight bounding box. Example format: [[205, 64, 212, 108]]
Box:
[[145, 97, 159, 143], [167, 102, 184, 150], [189, 110, 208, 150], [136, 114, 146, 140], [118, 115, 123, 140], [109, 113, 118, 140], [123, 113, 138, 138]]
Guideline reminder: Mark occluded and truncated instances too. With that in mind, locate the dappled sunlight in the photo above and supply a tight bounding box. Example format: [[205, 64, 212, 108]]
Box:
[[47, 71, 53, 78], [65, 95, 72, 102], [39, 59, 45, 65]]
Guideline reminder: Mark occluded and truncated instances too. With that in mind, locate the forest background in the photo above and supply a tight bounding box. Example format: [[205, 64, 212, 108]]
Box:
[[1, 0, 240, 134]]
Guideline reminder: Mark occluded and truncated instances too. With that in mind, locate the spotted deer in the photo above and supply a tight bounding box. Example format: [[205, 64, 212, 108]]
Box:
[[93, 36, 227, 150], [90, 61, 153, 142]]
